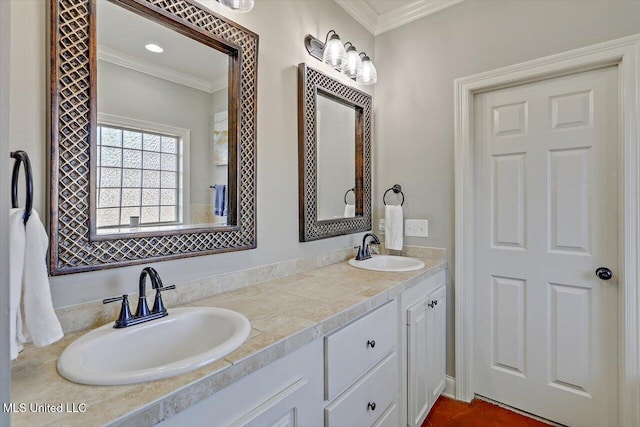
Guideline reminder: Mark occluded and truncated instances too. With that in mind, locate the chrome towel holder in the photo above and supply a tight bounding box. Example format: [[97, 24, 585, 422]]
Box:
[[344, 187, 355, 205], [10, 150, 33, 225], [383, 184, 404, 206]]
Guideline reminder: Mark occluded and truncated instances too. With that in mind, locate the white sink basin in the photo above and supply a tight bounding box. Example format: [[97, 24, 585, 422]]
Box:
[[57, 307, 250, 385], [348, 255, 425, 272]]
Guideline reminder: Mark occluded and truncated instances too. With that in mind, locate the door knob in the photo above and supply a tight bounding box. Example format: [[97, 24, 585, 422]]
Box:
[[595, 267, 613, 280]]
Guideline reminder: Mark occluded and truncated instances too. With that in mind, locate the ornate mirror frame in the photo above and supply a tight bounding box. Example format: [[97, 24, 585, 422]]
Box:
[[297, 63, 372, 242], [49, 0, 258, 275]]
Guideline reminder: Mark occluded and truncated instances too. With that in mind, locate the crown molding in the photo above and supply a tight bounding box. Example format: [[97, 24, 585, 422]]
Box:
[[333, 0, 378, 35], [334, 0, 463, 36], [97, 45, 228, 94]]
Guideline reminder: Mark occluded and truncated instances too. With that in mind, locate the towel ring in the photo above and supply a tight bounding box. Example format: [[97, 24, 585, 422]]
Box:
[[344, 187, 355, 205], [10, 150, 33, 225], [383, 184, 404, 206]]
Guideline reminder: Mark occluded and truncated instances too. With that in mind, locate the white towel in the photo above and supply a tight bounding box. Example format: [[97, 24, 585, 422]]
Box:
[[9, 208, 26, 360], [385, 204, 403, 251], [22, 209, 63, 348], [344, 204, 355, 218]]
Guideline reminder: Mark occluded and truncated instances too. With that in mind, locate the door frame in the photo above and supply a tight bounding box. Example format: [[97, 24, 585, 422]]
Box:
[[454, 34, 640, 426]]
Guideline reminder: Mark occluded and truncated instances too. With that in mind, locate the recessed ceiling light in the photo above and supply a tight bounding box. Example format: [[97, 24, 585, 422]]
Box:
[[145, 44, 164, 53]]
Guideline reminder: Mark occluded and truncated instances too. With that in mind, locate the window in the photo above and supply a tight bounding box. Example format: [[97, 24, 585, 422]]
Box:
[[96, 124, 180, 228]]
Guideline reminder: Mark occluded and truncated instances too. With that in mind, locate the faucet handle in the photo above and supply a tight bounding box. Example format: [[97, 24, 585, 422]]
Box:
[[103, 294, 133, 329], [152, 284, 176, 315]]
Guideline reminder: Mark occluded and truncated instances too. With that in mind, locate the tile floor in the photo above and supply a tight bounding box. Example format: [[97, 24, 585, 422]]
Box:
[[423, 396, 551, 427]]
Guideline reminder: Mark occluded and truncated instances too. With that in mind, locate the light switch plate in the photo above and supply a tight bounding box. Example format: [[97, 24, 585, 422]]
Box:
[[405, 219, 428, 237], [378, 219, 385, 234]]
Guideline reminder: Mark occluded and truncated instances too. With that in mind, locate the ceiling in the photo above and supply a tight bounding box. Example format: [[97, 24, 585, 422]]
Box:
[[96, 0, 228, 93], [334, 0, 463, 35]]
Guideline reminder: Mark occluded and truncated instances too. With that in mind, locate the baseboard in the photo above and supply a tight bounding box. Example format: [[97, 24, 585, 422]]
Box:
[[442, 375, 455, 399]]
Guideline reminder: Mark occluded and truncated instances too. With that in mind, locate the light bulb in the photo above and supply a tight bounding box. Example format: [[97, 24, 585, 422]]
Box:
[[343, 43, 362, 79], [218, 0, 254, 12], [356, 53, 377, 85], [322, 32, 347, 71]]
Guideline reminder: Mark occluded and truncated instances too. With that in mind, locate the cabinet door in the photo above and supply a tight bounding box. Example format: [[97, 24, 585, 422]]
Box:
[[236, 377, 312, 427], [158, 339, 323, 427], [427, 285, 446, 405], [407, 285, 446, 427]]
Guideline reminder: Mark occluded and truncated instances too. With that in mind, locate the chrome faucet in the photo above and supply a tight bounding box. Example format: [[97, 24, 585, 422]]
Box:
[[355, 233, 381, 261], [103, 267, 176, 328]]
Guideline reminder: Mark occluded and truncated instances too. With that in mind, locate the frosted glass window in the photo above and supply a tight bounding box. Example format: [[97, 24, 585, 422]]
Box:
[[122, 169, 141, 188], [161, 153, 177, 171], [143, 170, 160, 188], [96, 124, 180, 228], [122, 189, 141, 207], [123, 131, 142, 150], [101, 147, 121, 167], [143, 152, 160, 170], [161, 171, 177, 189], [99, 167, 121, 188], [161, 136, 177, 154], [98, 188, 121, 208], [160, 206, 176, 222], [143, 134, 161, 152], [101, 127, 122, 147], [123, 149, 142, 168]]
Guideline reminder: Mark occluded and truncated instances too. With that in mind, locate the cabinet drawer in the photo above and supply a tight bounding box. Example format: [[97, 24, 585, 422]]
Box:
[[325, 301, 398, 399], [324, 352, 398, 427]]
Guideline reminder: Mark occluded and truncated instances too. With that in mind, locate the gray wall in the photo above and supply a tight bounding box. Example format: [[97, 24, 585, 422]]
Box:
[[374, 0, 640, 376], [1, 0, 11, 419], [9, 0, 374, 308]]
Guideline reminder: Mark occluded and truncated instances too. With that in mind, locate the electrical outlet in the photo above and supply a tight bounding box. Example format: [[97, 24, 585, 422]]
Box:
[[405, 219, 428, 237], [378, 219, 385, 234]]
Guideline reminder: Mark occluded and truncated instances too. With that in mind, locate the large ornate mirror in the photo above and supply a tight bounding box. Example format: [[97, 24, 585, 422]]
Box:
[[298, 64, 371, 241], [50, 0, 258, 274]]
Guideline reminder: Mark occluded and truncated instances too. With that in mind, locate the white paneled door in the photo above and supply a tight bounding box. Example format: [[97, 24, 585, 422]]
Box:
[[473, 67, 619, 427]]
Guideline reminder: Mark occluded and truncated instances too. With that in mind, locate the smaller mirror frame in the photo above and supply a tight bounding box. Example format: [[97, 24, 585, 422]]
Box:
[[297, 63, 372, 242]]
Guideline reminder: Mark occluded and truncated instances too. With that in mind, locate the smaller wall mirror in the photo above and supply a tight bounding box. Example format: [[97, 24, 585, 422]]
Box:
[[298, 64, 371, 241]]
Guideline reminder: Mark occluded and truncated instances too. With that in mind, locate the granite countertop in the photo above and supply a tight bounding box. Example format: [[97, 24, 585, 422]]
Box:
[[10, 255, 447, 427]]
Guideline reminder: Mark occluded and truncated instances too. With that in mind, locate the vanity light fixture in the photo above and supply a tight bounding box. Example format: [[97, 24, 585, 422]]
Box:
[[304, 33, 377, 85], [217, 0, 254, 13], [145, 43, 164, 53], [343, 42, 363, 79], [357, 52, 377, 85]]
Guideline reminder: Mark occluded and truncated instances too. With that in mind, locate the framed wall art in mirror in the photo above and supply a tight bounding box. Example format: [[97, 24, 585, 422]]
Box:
[[49, 0, 258, 275], [297, 63, 372, 242]]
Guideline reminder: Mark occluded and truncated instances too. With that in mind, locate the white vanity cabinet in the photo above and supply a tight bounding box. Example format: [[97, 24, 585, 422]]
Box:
[[158, 339, 324, 427], [155, 268, 448, 427], [401, 270, 447, 427], [324, 300, 400, 427]]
